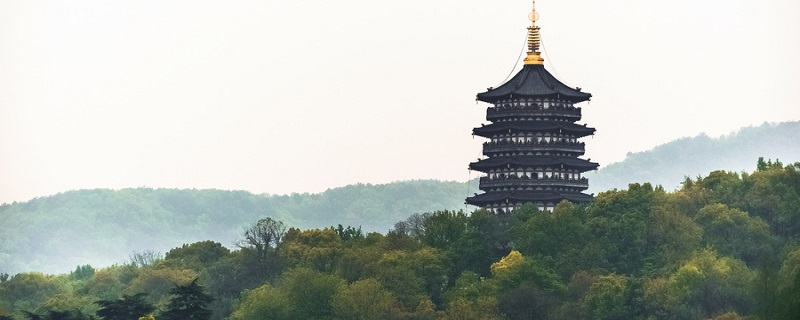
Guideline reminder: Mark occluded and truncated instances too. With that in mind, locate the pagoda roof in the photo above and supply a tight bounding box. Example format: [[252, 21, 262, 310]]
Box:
[[469, 156, 598, 172], [473, 121, 595, 137], [477, 64, 591, 103], [466, 190, 593, 206]]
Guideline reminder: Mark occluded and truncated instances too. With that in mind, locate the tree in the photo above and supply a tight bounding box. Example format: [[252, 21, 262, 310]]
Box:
[[694, 204, 773, 266], [419, 210, 468, 249], [228, 284, 290, 320], [239, 217, 286, 255], [774, 247, 800, 320], [69, 265, 95, 281], [164, 241, 230, 271], [96, 293, 155, 320], [22, 310, 92, 320], [510, 201, 589, 278], [333, 224, 364, 242], [581, 274, 631, 320], [278, 268, 344, 320], [645, 249, 755, 319], [159, 279, 213, 320], [129, 251, 162, 268], [238, 217, 287, 279], [0, 273, 71, 316], [490, 251, 565, 294], [280, 228, 342, 273], [332, 278, 398, 320]]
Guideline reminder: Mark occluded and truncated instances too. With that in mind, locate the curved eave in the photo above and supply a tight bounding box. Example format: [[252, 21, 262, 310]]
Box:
[[466, 191, 593, 206], [477, 64, 591, 103], [473, 121, 595, 137], [469, 156, 599, 172]]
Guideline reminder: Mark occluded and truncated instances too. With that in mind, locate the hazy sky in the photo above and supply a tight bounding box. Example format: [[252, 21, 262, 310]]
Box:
[[2, 0, 798, 204]]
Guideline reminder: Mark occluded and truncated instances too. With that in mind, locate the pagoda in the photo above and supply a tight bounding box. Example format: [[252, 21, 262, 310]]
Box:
[[466, 1, 598, 213]]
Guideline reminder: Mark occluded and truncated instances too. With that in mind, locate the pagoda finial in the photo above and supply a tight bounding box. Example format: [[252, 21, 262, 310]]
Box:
[[523, 0, 544, 65]]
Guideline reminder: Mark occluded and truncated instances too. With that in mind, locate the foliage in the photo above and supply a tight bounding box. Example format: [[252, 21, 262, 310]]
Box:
[[332, 278, 398, 320], [159, 279, 213, 320], [228, 284, 290, 320], [95, 293, 155, 320], [1, 160, 799, 320], [0, 180, 477, 275], [586, 121, 800, 193]]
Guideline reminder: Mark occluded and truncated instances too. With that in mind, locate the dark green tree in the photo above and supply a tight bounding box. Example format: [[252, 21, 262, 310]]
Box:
[[23, 310, 91, 320], [160, 279, 213, 320], [95, 293, 155, 320], [69, 265, 95, 281]]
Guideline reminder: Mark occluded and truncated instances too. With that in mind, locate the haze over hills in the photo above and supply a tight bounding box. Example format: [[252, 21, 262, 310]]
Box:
[[1, 121, 798, 275], [587, 121, 800, 193]]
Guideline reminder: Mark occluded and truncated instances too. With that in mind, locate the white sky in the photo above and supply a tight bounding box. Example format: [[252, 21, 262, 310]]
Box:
[[1, 0, 799, 204]]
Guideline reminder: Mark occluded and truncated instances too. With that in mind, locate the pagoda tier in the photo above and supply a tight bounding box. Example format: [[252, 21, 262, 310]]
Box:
[[477, 64, 590, 103], [469, 156, 598, 173], [473, 121, 595, 138], [467, 190, 593, 213]]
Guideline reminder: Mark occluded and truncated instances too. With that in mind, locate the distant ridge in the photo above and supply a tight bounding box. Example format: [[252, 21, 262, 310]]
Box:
[[2, 121, 797, 275], [0, 180, 478, 275], [587, 121, 800, 193]]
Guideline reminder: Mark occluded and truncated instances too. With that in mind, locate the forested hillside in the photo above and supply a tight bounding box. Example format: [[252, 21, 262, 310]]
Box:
[[2, 121, 798, 276], [0, 180, 478, 275], [587, 121, 800, 193], [1, 162, 798, 320]]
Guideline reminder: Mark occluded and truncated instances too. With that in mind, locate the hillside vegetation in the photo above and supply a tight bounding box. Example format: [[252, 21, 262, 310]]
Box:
[[0, 180, 478, 275], [1, 121, 798, 276], [1, 161, 798, 320], [587, 121, 800, 193]]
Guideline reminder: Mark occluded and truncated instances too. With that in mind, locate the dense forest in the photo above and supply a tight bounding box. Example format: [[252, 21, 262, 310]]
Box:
[[1, 159, 798, 320], [586, 121, 800, 193]]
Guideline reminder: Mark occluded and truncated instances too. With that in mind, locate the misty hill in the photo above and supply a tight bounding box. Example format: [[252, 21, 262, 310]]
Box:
[[2, 121, 798, 275], [586, 121, 800, 193], [0, 180, 479, 275]]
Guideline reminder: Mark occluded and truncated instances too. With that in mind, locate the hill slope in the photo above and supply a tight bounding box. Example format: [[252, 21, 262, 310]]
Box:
[[586, 121, 800, 193], [1, 121, 798, 275], [0, 180, 478, 275]]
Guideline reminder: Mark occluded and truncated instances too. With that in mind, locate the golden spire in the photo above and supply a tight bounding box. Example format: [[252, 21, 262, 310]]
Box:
[[523, 0, 544, 65]]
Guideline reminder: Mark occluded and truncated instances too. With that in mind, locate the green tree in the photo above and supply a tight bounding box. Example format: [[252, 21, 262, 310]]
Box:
[[586, 183, 669, 275], [228, 284, 290, 320], [69, 265, 95, 281], [645, 249, 755, 319], [694, 204, 774, 266], [159, 279, 213, 320], [511, 201, 589, 278], [0, 273, 70, 315], [448, 209, 507, 278], [332, 278, 398, 320], [774, 247, 800, 320], [490, 251, 565, 294], [581, 274, 631, 320], [280, 227, 342, 273], [95, 293, 155, 320], [164, 241, 230, 271], [370, 247, 447, 309], [278, 268, 344, 320]]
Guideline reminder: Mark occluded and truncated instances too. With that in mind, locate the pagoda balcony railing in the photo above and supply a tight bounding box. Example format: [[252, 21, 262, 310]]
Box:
[[487, 106, 581, 119], [483, 140, 585, 153], [479, 176, 589, 189]]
